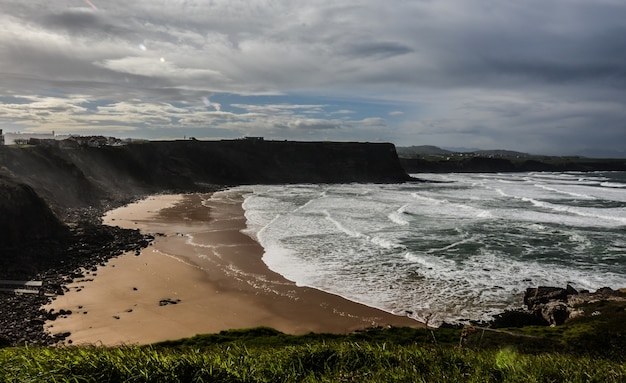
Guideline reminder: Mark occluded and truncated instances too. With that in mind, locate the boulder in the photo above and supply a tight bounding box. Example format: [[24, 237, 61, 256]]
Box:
[[524, 286, 570, 308], [540, 301, 570, 326]]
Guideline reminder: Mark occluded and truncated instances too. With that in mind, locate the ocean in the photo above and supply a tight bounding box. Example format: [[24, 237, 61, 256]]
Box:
[[232, 172, 626, 326]]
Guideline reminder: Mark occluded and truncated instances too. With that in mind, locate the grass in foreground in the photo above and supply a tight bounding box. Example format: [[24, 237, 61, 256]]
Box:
[[1, 302, 625, 382], [1, 340, 625, 382], [1, 325, 625, 383]]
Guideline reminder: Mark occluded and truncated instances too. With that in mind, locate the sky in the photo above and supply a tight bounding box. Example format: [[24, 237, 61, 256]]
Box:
[[1, 0, 625, 157]]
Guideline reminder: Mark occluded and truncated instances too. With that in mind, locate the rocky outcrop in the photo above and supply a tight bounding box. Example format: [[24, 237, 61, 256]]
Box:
[[0, 176, 69, 248], [491, 286, 626, 328]]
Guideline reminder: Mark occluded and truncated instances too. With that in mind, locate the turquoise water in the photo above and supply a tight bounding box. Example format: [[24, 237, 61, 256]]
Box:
[[234, 172, 626, 325]]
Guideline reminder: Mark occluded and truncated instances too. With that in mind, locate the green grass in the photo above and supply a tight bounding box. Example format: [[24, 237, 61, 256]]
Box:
[[1, 341, 625, 382], [1, 325, 625, 383]]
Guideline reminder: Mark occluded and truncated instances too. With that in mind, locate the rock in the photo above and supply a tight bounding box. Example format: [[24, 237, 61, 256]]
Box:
[[540, 301, 569, 326], [524, 286, 569, 308], [566, 284, 578, 295], [159, 298, 181, 306]]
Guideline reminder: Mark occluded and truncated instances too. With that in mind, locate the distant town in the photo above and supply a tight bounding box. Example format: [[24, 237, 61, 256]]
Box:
[[0, 130, 270, 148], [0, 129, 133, 147]]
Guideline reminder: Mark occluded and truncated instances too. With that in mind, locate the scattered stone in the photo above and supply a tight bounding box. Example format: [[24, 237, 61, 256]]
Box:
[[0, 209, 155, 346], [159, 298, 181, 306]]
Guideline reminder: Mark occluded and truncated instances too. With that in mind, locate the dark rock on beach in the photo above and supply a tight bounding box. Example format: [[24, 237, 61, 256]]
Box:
[[159, 298, 181, 306]]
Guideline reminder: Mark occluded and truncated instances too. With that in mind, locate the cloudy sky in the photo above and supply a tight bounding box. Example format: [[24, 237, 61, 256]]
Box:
[[1, 0, 625, 156]]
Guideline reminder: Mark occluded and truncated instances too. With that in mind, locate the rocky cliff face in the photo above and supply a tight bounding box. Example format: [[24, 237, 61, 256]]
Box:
[[88, 140, 410, 186], [0, 177, 69, 247], [0, 176, 71, 278]]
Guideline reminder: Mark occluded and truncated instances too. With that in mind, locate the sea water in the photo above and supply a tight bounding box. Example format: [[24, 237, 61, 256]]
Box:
[[232, 172, 626, 326]]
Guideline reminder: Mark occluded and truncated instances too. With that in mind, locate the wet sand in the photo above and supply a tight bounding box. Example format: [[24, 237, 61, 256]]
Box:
[[45, 191, 422, 346]]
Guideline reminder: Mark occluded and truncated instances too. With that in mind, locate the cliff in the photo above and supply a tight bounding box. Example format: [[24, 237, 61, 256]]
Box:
[[0, 176, 69, 247], [0, 139, 409, 244]]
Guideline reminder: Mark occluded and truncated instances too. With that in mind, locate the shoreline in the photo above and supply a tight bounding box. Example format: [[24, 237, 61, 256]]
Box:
[[45, 191, 422, 346]]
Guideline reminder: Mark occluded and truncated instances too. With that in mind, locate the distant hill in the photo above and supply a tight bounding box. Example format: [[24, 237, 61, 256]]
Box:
[[397, 145, 532, 158], [396, 145, 453, 157], [472, 149, 532, 158]]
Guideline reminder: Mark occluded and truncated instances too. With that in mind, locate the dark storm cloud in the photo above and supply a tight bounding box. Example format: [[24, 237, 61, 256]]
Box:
[[41, 8, 137, 40], [343, 41, 414, 59]]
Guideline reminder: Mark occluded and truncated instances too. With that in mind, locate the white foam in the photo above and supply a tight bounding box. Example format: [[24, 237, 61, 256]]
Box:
[[534, 183, 596, 200], [323, 210, 364, 239], [388, 204, 411, 226], [601, 182, 626, 188], [233, 172, 626, 326]]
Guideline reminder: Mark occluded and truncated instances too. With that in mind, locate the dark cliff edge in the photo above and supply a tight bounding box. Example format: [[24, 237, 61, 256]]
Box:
[[1, 139, 408, 210], [0, 176, 69, 248]]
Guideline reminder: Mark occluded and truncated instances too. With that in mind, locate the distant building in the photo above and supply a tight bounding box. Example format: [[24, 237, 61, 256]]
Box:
[[2, 131, 55, 145], [242, 136, 264, 142], [0, 129, 4, 145]]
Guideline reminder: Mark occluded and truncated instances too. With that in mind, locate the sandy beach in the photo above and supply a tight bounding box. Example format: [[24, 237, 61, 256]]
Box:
[[45, 190, 422, 346]]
